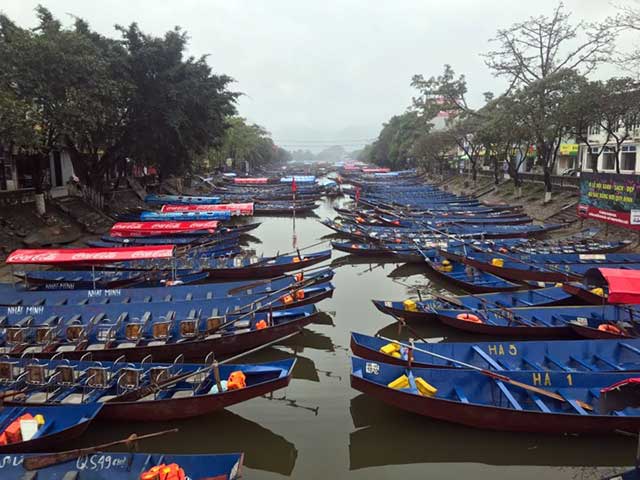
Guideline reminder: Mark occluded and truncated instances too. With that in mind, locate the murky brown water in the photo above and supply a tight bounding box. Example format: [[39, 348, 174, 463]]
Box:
[[74, 197, 636, 479]]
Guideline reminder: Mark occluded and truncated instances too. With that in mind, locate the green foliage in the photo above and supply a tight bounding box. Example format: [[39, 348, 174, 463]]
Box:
[[360, 112, 421, 169], [0, 7, 239, 190], [205, 117, 290, 171]]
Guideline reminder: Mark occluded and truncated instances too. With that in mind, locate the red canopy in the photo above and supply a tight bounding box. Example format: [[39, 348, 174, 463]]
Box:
[[585, 268, 640, 304], [233, 177, 269, 185], [6, 245, 175, 265], [160, 203, 254, 216], [110, 221, 219, 237]]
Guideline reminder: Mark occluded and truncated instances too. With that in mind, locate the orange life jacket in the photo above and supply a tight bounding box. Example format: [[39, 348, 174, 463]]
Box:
[[2, 413, 34, 444], [227, 370, 246, 391], [140, 463, 186, 480], [295, 289, 305, 300], [256, 319, 268, 330]]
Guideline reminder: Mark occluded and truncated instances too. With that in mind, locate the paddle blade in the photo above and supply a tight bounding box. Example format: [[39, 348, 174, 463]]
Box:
[[599, 378, 640, 414]]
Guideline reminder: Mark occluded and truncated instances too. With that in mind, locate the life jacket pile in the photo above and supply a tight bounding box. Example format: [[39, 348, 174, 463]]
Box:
[[140, 463, 186, 480]]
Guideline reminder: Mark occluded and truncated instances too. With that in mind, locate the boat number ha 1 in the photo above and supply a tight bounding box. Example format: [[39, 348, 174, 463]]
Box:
[[531, 372, 574, 387]]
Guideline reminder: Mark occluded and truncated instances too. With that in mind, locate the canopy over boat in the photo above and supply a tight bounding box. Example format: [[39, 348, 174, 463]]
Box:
[[234, 177, 269, 184], [140, 210, 231, 221], [110, 221, 219, 237], [584, 268, 640, 304], [280, 176, 316, 183], [161, 202, 254, 215], [6, 245, 175, 265]]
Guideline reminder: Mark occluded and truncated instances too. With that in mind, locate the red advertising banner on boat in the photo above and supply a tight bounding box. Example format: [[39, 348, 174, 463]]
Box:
[[160, 203, 254, 216], [233, 177, 269, 185], [6, 245, 175, 264], [110, 221, 219, 237], [578, 172, 640, 230]]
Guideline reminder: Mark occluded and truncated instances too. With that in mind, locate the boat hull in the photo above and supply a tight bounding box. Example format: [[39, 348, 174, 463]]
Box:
[[350, 374, 640, 434]]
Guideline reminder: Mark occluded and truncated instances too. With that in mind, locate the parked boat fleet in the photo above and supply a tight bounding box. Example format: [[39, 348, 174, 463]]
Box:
[[0, 174, 331, 478], [2, 167, 640, 477], [324, 167, 640, 478]]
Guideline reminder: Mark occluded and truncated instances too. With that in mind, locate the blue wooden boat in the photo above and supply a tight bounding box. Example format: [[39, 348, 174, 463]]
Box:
[[351, 356, 640, 433], [350, 332, 640, 371], [372, 286, 576, 323], [431, 305, 640, 338], [0, 404, 102, 453], [0, 304, 318, 361], [139, 210, 232, 221], [13, 270, 207, 290], [0, 268, 334, 306], [3, 452, 243, 480], [423, 257, 530, 293], [0, 281, 334, 324], [441, 250, 640, 283], [1, 357, 295, 421], [144, 194, 221, 205]]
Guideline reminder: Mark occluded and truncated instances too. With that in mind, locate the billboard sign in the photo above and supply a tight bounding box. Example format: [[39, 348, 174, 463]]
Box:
[[578, 172, 640, 229]]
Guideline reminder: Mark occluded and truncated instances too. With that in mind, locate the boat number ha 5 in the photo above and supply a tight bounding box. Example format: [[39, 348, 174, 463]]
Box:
[[365, 362, 380, 375], [531, 372, 573, 387], [487, 344, 518, 356]]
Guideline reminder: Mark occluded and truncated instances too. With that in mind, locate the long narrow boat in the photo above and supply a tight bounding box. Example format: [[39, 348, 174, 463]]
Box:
[[3, 358, 296, 421], [145, 194, 221, 205], [4, 452, 243, 480], [440, 250, 640, 283], [201, 250, 331, 279], [423, 257, 530, 293], [372, 286, 577, 323], [0, 268, 334, 306], [0, 281, 333, 326], [0, 305, 319, 361], [350, 332, 640, 371], [351, 356, 640, 433], [0, 404, 102, 453], [431, 305, 640, 338], [13, 270, 207, 290]]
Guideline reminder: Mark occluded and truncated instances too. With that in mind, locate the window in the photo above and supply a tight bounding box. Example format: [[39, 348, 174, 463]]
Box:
[[602, 146, 616, 170], [622, 145, 637, 171], [587, 147, 599, 170], [590, 124, 601, 136]]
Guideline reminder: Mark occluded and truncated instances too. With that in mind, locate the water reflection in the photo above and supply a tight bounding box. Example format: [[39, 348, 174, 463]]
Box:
[[349, 393, 634, 470], [70, 409, 298, 475], [237, 346, 320, 383]]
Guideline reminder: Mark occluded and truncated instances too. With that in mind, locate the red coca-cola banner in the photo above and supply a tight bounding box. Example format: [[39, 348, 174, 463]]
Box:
[[6, 245, 175, 264], [233, 177, 269, 184], [160, 203, 254, 216], [110, 221, 219, 237]]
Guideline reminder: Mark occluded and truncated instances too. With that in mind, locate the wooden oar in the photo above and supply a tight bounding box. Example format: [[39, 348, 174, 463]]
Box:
[[24, 428, 178, 470], [108, 329, 302, 404], [379, 314, 593, 411]]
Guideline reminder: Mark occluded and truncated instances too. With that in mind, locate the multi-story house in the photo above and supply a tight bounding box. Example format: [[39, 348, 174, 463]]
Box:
[[580, 124, 639, 174]]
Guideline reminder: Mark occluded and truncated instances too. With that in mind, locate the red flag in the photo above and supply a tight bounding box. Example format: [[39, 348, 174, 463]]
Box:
[[291, 178, 297, 194], [355, 187, 361, 203]]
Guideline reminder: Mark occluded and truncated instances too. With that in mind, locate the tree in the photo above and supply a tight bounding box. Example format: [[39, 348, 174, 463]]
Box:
[[483, 2, 616, 90], [411, 65, 491, 183], [595, 78, 640, 173], [412, 130, 456, 175], [514, 69, 583, 199], [365, 112, 421, 169]]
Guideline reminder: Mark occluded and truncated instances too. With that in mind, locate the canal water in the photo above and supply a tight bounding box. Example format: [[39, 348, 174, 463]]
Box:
[[78, 197, 635, 479]]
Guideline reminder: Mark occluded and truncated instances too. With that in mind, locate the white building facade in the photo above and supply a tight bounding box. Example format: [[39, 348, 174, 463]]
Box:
[[580, 126, 640, 174]]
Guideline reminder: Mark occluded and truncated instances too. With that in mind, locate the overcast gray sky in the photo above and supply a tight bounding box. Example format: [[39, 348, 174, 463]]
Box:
[[1, 0, 630, 151]]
